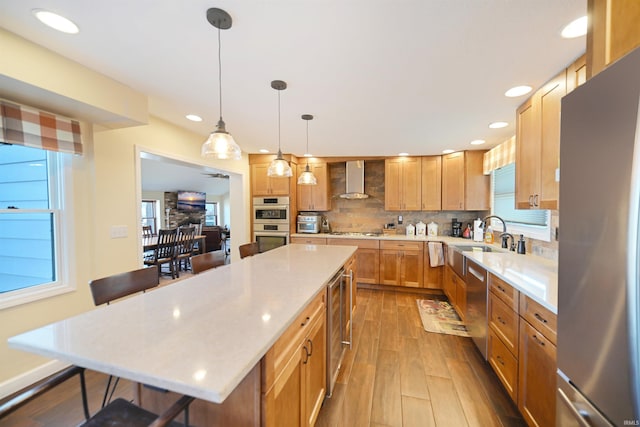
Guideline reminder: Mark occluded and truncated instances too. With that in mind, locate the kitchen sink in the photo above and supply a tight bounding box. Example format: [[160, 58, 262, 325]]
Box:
[[454, 245, 495, 253]]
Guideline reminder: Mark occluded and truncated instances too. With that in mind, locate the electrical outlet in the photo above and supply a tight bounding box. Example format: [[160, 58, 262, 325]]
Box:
[[398, 215, 403, 224], [110, 225, 128, 239]]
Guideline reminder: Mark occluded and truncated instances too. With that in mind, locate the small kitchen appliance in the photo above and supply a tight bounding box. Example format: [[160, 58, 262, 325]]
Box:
[[297, 213, 321, 234], [451, 218, 462, 237]]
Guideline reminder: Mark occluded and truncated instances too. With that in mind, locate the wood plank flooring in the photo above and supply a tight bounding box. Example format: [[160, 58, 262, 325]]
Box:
[[315, 288, 525, 427], [2, 288, 524, 427]]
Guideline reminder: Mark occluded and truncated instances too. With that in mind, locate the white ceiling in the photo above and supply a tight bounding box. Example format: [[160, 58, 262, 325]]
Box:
[[0, 0, 586, 158], [141, 156, 230, 196]]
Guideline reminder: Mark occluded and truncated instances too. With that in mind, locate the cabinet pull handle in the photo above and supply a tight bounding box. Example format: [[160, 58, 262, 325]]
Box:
[[528, 195, 533, 207], [496, 355, 505, 366], [534, 312, 548, 324], [497, 316, 506, 325], [307, 338, 313, 357], [533, 194, 539, 207], [300, 316, 310, 327], [532, 334, 545, 346], [302, 346, 310, 364], [497, 285, 506, 293]]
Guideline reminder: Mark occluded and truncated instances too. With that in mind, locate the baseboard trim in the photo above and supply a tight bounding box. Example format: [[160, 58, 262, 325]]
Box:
[[0, 360, 70, 399]]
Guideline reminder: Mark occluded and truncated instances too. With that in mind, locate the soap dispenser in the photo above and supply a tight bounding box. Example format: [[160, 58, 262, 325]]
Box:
[[517, 234, 526, 254]]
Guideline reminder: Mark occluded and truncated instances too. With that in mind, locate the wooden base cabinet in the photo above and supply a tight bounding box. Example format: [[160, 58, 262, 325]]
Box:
[[379, 241, 423, 287], [327, 238, 378, 286], [443, 265, 465, 321], [262, 291, 326, 427]]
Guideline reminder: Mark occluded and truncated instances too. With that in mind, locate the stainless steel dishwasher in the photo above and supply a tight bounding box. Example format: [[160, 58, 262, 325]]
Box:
[[465, 258, 488, 359]]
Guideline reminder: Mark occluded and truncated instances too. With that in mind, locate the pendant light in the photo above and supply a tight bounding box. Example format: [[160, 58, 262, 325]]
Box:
[[201, 8, 242, 160], [267, 80, 293, 177], [297, 114, 317, 185]]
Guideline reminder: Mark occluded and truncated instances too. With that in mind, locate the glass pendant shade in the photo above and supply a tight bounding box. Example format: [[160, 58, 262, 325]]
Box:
[[298, 164, 317, 185], [201, 119, 241, 160], [268, 150, 293, 177]]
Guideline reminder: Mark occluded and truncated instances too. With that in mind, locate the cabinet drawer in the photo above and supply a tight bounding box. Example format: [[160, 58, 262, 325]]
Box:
[[262, 291, 326, 391], [490, 274, 519, 312], [380, 240, 423, 251], [519, 294, 557, 345], [488, 328, 518, 402], [291, 237, 327, 245], [327, 238, 379, 249], [489, 293, 519, 357]]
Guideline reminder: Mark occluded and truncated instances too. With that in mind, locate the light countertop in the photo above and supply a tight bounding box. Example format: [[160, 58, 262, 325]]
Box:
[[292, 232, 558, 313], [8, 244, 357, 404]]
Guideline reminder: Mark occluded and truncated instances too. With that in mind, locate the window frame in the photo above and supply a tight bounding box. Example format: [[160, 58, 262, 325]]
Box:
[[0, 148, 75, 310], [490, 163, 552, 242], [205, 201, 218, 227]]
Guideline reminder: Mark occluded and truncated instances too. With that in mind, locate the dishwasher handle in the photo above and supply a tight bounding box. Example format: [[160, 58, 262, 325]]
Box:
[[341, 269, 353, 349]]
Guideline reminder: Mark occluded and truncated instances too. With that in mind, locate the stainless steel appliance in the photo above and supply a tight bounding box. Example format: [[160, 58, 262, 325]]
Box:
[[557, 47, 640, 425], [297, 213, 321, 234], [326, 267, 353, 397], [451, 218, 462, 237], [253, 196, 289, 252], [465, 258, 488, 359]]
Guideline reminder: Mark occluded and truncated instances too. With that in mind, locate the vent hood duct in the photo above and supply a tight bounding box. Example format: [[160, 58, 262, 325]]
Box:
[[339, 160, 369, 199]]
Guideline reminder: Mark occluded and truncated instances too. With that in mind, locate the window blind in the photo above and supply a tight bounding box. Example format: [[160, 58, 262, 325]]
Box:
[[493, 163, 548, 226]]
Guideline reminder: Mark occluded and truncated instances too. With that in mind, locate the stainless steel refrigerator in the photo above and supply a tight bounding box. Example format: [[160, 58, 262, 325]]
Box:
[[558, 46, 640, 426]]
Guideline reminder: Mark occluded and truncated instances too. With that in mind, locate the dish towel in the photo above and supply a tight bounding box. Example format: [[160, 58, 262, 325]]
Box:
[[428, 242, 445, 267]]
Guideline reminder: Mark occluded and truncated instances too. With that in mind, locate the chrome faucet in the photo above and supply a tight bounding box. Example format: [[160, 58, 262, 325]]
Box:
[[482, 215, 507, 234]]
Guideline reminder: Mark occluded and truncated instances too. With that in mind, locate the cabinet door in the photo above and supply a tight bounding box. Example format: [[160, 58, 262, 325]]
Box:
[[297, 163, 329, 211], [456, 277, 466, 322], [263, 346, 302, 427], [399, 250, 423, 287], [464, 150, 490, 210], [538, 71, 566, 210], [302, 311, 326, 427], [566, 53, 587, 93], [384, 159, 403, 210], [441, 152, 465, 210], [421, 156, 442, 210], [488, 328, 518, 403], [518, 320, 557, 427], [443, 266, 457, 304], [252, 164, 272, 196], [401, 157, 422, 211], [515, 97, 540, 209], [423, 246, 443, 290], [379, 250, 400, 285], [355, 248, 379, 285]]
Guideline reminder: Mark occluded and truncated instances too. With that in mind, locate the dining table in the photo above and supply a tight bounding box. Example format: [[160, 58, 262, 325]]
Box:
[[142, 234, 207, 253]]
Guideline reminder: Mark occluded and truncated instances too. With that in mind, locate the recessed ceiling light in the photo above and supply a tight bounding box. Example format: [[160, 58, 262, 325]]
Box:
[[470, 139, 486, 146], [398, 152, 409, 157], [259, 149, 269, 153], [489, 121, 508, 129], [505, 85, 532, 97], [32, 9, 79, 34], [185, 114, 202, 122], [304, 153, 313, 157], [561, 16, 587, 39], [442, 149, 455, 154]]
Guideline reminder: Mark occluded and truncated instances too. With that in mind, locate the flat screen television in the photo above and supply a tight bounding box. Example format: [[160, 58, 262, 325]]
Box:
[[176, 191, 206, 212]]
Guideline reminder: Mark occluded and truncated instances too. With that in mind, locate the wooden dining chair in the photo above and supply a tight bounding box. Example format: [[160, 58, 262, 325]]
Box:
[[239, 242, 260, 259], [191, 251, 225, 274], [0, 365, 194, 427], [175, 226, 196, 275], [142, 225, 154, 237], [144, 228, 179, 279]]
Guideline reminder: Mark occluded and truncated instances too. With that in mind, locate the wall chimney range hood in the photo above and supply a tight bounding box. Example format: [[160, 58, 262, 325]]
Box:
[[339, 160, 369, 199]]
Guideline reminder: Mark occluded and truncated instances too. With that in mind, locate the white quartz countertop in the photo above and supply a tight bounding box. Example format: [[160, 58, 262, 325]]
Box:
[[292, 233, 558, 313], [8, 244, 357, 404]]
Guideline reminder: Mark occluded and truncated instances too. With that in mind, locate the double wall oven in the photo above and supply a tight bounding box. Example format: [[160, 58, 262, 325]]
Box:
[[253, 196, 289, 252]]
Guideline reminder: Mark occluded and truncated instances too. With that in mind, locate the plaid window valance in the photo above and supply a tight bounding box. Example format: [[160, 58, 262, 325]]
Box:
[[0, 100, 83, 155], [483, 136, 515, 174]]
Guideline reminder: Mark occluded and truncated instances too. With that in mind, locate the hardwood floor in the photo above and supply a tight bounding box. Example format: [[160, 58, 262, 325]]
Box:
[[315, 288, 525, 427], [2, 288, 524, 427]]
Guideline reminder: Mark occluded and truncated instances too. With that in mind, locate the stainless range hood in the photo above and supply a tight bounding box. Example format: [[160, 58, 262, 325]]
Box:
[[339, 160, 369, 199]]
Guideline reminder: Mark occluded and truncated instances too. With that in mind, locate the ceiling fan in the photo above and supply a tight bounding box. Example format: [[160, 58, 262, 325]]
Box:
[[202, 172, 230, 179]]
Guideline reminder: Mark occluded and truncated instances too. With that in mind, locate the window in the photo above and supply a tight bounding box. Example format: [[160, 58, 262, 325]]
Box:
[[205, 202, 218, 226], [492, 163, 551, 241], [0, 144, 71, 307], [141, 200, 158, 233]]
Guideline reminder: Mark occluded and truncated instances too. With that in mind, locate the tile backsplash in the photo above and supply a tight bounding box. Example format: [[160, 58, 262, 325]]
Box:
[[317, 160, 559, 261]]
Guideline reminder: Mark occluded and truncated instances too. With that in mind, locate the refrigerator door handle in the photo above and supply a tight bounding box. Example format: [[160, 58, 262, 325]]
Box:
[[627, 98, 640, 417], [558, 388, 594, 427]]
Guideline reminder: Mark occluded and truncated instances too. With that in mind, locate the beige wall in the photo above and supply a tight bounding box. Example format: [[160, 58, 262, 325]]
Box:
[[0, 30, 251, 397]]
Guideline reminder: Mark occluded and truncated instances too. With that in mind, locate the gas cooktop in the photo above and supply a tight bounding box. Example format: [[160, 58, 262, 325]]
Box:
[[329, 232, 382, 237]]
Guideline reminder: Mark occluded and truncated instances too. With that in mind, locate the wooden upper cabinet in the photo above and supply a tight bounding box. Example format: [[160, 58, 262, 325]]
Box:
[[442, 151, 489, 211], [251, 163, 291, 196], [566, 53, 587, 93], [588, 0, 640, 78], [297, 162, 330, 211], [421, 156, 442, 210], [384, 157, 422, 211], [515, 70, 566, 210]]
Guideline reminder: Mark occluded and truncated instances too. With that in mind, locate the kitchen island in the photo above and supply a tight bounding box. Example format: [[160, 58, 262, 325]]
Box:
[[8, 244, 357, 425]]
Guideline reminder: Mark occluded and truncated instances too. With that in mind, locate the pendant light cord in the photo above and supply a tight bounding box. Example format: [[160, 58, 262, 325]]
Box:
[[306, 120, 310, 167], [217, 25, 223, 119], [277, 90, 281, 151]]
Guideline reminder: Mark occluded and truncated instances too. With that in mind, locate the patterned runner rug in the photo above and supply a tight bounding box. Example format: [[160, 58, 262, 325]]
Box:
[[416, 299, 470, 337]]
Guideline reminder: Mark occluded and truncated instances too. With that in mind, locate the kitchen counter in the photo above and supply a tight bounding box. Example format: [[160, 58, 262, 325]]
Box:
[[8, 244, 357, 404], [291, 232, 558, 313]]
